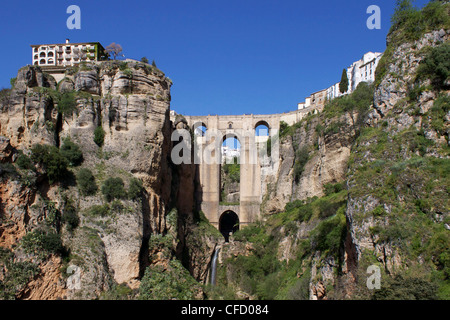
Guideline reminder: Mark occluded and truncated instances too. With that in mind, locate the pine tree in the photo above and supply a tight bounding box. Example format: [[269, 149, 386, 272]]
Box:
[[339, 69, 349, 94]]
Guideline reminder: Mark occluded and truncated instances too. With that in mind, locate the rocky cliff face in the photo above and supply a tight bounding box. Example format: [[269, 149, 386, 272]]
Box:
[[346, 28, 449, 279], [218, 18, 449, 300], [0, 61, 187, 299], [261, 112, 356, 215]]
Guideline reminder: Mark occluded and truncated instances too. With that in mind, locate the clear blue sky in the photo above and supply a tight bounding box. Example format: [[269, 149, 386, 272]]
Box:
[[0, 0, 430, 116]]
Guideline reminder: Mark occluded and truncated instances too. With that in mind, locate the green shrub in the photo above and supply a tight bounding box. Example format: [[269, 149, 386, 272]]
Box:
[[323, 82, 374, 119], [287, 269, 311, 300], [119, 62, 128, 71], [373, 275, 438, 300], [293, 146, 309, 183], [0, 248, 39, 300], [101, 177, 126, 202], [311, 211, 347, 257], [377, 1, 450, 88], [416, 43, 450, 90], [100, 284, 134, 300], [30, 144, 69, 184], [128, 177, 144, 200], [297, 203, 313, 222], [284, 200, 304, 212], [60, 138, 83, 166], [222, 158, 240, 183], [57, 91, 77, 115], [61, 198, 79, 232], [317, 198, 342, 219], [76, 168, 98, 196], [428, 94, 450, 135], [279, 121, 289, 137], [323, 182, 345, 196], [94, 126, 106, 147], [139, 259, 200, 300], [409, 129, 433, 156], [256, 272, 280, 300], [20, 229, 63, 256], [88, 204, 110, 217], [15, 152, 35, 171]]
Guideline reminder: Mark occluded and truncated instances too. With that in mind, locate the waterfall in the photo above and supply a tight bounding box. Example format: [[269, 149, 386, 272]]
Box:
[[210, 247, 221, 286]]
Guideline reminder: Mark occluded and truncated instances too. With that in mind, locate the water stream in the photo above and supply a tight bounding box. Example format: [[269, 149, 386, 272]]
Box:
[[210, 247, 221, 286]]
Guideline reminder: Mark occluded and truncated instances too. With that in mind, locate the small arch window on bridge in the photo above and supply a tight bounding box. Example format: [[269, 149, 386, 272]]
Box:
[[255, 121, 270, 137], [222, 135, 241, 159], [255, 121, 271, 158], [219, 210, 239, 242], [193, 122, 207, 137]]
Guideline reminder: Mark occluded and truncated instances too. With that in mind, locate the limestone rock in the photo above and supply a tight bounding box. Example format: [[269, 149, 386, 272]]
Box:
[[75, 69, 100, 95]]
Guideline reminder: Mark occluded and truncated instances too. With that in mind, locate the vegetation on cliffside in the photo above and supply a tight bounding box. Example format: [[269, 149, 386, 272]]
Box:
[[212, 1, 449, 300]]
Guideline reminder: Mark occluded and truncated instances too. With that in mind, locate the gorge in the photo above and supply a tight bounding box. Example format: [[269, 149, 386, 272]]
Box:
[[0, 1, 449, 301]]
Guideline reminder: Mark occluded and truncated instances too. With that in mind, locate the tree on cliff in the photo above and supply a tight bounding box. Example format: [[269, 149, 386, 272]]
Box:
[[105, 42, 124, 60], [339, 69, 349, 94], [391, 0, 416, 32]]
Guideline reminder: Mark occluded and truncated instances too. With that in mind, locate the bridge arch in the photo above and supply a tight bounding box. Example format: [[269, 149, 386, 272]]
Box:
[[219, 210, 239, 242], [221, 133, 241, 156], [255, 120, 270, 136], [193, 121, 208, 137]]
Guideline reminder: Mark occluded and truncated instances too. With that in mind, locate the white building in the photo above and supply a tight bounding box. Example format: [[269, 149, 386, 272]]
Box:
[[31, 39, 107, 68], [349, 51, 383, 92], [326, 82, 341, 101], [326, 51, 383, 101], [221, 146, 240, 162]]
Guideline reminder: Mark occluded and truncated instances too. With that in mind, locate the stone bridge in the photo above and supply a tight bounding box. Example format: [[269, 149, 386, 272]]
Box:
[[172, 108, 316, 238]]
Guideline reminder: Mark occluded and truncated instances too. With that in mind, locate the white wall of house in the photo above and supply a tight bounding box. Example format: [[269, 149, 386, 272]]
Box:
[[325, 51, 383, 102], [32, 42, 97, 67]]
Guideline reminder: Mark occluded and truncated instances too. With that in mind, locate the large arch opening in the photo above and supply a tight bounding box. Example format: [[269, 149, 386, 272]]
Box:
[[219, 210, 239, 242], [220, 134, 241, 205]]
